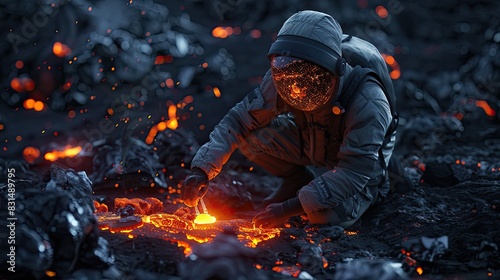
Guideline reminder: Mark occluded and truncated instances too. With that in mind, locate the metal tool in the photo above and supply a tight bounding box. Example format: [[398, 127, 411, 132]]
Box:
[[200, 198, 208, 214], [194, 198, 208, 215]]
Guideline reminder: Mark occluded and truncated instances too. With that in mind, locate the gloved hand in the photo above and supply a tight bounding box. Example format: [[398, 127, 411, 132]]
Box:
[[253, 197, 304, 228], [180, 168, 209, 207]]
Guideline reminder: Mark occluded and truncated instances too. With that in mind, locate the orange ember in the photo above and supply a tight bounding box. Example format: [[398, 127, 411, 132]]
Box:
[[15, 60, 24, 69], [416, 266, 423, 275], [24, 99, 44, 111], [53, 42, 72, 57], [33, 101, 44, 111], [384, 55, 395, 65], [21, 77, 35, 91], [10, 78, 23, 92], [44, 146, 82, 161], [211, 26, 241, 38], [63, 81, 72, 91], [375, 6, 389, 18], [165, 78, 174, 88], [145, 104, 178, 144], [383, 54, 396, 66], [213, 87, 221, 98], [390, 69, 401, 79], [250, 29, 261, 39], [212, 26, 231, 38], [475, 100, 496, 117], [23, 99, 35, 109], [168, 104, 177, 120], [68, 110, 76, 118], [382, 54, 401, 80], [22, 146, 41, 164], [155, 55, 173, 65]]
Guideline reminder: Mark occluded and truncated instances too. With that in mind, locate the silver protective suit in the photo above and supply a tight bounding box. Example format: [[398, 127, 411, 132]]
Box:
[[191, 11, 395, 226]]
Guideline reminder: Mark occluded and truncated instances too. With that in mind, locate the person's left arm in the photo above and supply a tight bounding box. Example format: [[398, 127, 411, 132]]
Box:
[[298, 81, 392, 212]]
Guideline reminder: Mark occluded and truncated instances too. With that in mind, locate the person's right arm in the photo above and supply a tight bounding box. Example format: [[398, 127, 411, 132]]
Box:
[[191, 70, 280, 180]]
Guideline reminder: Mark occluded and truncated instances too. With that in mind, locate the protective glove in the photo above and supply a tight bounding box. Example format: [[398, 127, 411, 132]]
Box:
[[181, 168, 209, 207], [252, 197, 304, 228]]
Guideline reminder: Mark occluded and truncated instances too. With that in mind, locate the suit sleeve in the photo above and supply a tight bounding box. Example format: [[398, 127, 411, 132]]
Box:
[[299, 82, 391, 211], [191, 70, 280, 180]]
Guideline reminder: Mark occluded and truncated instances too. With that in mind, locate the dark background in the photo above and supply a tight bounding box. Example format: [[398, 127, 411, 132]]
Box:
[[1, 0, 499, 165], [1, 1, 500, 279]]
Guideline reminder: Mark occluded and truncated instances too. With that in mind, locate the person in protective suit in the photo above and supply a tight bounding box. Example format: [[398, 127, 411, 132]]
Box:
[[181, 10, 396, 229]]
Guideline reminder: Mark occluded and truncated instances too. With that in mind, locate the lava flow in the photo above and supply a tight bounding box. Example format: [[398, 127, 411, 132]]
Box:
[[97, 207, 280, 257]]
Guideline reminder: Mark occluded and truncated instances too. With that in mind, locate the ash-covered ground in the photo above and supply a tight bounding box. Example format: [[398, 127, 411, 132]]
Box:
[[1, 0, 500, 279]]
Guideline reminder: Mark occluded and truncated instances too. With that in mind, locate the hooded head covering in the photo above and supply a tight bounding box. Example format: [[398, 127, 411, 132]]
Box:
[[268, 11, 345, 111], [268, 10, 344, 76]]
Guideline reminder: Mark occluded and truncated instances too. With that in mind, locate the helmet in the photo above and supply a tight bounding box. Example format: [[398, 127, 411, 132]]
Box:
[[268, 11, 345, 111], [270, 56, 338, 111]]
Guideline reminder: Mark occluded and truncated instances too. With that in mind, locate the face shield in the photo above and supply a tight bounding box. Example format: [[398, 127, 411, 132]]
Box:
[[271, 56, 338, 112]]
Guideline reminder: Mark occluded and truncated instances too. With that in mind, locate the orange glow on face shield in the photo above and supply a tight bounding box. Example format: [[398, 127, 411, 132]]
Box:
[[271, 56, 337, 111], [290, 83, 307, 99]]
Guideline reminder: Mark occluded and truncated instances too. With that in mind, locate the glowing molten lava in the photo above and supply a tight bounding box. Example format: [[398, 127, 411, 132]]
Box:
[[98, 210, 281, 257], [272, 265, 301, 277], [44, 146, 82, 161], [194, 213, 216, 224]]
